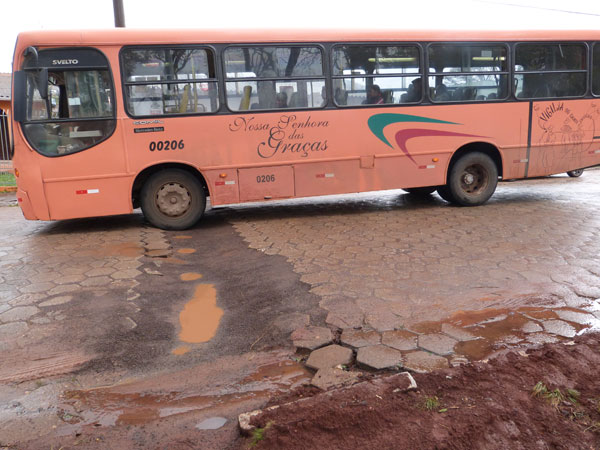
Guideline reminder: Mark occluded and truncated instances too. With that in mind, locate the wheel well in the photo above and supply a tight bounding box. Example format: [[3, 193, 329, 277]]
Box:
[[446, 142, 503, 182], [132, 163, 209, 209]]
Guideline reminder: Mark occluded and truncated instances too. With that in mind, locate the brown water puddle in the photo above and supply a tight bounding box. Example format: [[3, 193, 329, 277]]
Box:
[[177, 248, 196, 254], [60, 360, 310, 429], [171, 346, 191, 355], [241, 360, 312, 387], [161, 257, 188, 265], [179, 284, 223, 343], [409, 305, 599, 362], [180, 272, 203, 282], [82, 242, 144, 258]]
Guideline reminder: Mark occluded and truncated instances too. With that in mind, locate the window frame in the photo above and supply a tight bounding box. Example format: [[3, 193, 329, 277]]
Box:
[[591, 41, 600, 97], [426, 42, 511, 103], [119, 44, 221, 119], [330, 42, 424, 107], [513, 41, 589, 100], [20, 46, 117, 158], [221, 43, 327, 113]]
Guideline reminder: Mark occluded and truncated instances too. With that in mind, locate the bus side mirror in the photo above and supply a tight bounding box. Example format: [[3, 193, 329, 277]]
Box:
[[38, 68, 48, 100], [13, 71, 26, 122]]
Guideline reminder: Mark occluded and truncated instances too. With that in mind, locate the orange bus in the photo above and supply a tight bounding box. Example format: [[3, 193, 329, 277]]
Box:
[[11, 29, 600, 229]]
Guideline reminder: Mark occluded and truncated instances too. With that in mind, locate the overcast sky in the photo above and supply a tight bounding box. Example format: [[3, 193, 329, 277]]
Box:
[[2, 0, 599, 73]]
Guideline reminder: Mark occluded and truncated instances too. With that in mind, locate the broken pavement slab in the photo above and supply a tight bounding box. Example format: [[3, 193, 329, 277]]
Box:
[[305, 344, 353, 370], [291, 326, 333, 350], [381, 329, 418, 351], [418, 333, 458, 356], [356, 344, 403, 370], [522, 321, 544, 334], [441, 323, 478, 341], [311, 367, 363, 390], [542, 320, 577, 338], [341, 329, 381, 348], [403, 351, 450, 373]]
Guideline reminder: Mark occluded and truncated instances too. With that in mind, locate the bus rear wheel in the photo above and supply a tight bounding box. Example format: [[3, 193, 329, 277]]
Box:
[[446, 152, 498, 206], [566, 169, 584, 177], [141, 169, 206, 230]]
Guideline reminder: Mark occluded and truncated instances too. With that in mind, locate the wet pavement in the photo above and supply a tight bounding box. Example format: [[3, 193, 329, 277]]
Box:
[[1, 169, 600, 448]]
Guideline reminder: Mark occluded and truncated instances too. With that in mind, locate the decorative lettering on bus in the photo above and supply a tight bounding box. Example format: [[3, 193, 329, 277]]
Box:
[[149, 140, 185, 152], [229, 115, 329, 159]]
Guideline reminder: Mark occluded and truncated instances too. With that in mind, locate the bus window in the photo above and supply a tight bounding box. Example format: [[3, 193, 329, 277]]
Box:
[[593, 43, 600, 96], [121, 47, 219, 116], [515, 43, 587, 99], [21, 48, 115, 156], [224, 46, 325, 111], [427, 44, 508, 102], [332, 45, 421, 106]]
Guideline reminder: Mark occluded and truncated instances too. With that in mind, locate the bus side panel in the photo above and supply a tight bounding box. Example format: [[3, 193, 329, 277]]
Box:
[[203, 169, 239, 205], [373, 154, 450, 191], [294, 160, 360, 197], [44, 177, 132, 220], [238, 166, 294, 202], [527, 99, 600, 177]]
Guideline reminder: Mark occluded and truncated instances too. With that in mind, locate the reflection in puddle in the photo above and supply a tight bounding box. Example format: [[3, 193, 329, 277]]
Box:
[[180, 273, 203, 282], [61, 360, 310, 429], [179, 284, 223, 343], [177, 248, 196, 254], [410, 304, 600, 362]]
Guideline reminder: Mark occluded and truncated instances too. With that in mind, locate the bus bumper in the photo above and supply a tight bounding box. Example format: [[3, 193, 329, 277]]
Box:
[[16, 188, 37, 220]]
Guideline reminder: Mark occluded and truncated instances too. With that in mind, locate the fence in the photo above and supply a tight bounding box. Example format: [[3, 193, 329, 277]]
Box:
[[0, 110, 12, 176]]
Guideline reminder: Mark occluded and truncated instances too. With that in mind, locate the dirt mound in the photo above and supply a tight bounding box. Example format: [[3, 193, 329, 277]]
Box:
[[244, 333, 600, 449]]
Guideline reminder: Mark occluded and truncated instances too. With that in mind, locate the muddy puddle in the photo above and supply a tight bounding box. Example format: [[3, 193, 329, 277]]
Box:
[[58, 360, 311, 432], [408, 303, 600, 362], [171, 272, 224, 355]]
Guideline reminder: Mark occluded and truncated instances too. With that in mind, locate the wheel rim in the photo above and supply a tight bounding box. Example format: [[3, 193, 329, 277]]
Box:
[[155, 182, 191, 217], [460, 164, 488, 195]]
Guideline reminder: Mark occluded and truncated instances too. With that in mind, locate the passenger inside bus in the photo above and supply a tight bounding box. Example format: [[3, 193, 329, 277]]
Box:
[[434, 84, 451, 101], [276, 92, 288, 108], [401, 78, 422, 103], [363, 84, 384, 104]]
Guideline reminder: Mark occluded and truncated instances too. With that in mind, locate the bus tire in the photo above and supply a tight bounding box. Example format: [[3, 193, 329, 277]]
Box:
[[404, 186, 437, 196], [141, 169, 206, 230], [566, 169, 584, 177], [447, 152, 498, 206], [436, 185, 456, 203]]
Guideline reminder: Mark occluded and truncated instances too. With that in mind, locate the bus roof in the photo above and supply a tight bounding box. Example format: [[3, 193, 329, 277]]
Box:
[[15, 28, 600, 48]]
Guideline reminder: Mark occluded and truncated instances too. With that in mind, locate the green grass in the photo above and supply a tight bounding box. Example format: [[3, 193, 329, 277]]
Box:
[[532, 382, 580, 408], [423, 396, 440, 411], [0, 172, 16, 186], [250, 421, 273, 447]]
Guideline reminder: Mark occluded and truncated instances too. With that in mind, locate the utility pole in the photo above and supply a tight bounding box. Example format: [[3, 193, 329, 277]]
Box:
[[113, 0, 126, 28]]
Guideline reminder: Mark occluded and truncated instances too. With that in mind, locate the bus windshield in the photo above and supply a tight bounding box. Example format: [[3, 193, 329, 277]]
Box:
[[21, 48, 115, 156]]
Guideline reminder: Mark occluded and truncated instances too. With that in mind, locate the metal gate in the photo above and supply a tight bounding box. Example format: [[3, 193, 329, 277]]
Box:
[[0, 110, 11, 175]]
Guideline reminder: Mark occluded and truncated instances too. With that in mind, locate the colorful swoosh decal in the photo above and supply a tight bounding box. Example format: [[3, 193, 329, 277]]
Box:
[[368, 113, 458, 148], [395, 129, 484, 164]]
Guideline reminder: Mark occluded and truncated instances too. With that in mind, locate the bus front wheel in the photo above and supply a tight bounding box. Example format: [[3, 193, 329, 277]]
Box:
[[446, 152, 498, 206], [141, 169, 206, 230]]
